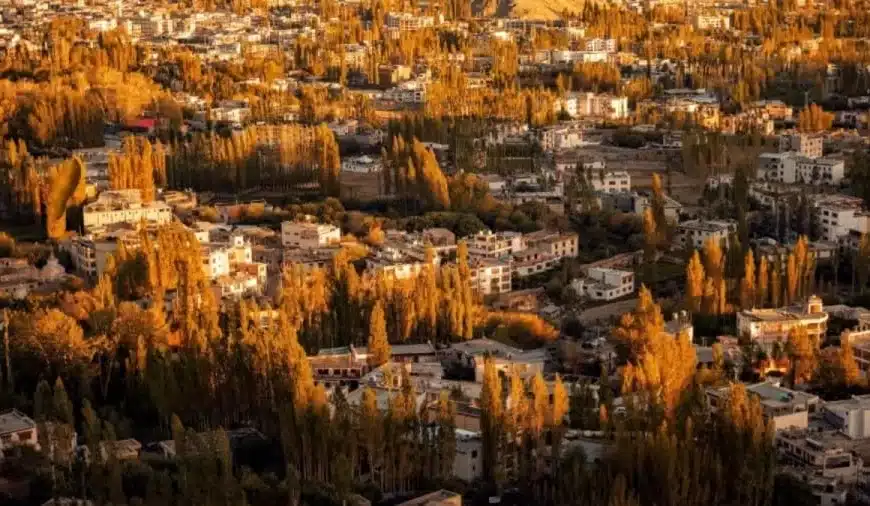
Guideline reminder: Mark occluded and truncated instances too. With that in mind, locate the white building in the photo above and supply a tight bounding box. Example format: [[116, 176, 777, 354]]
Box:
[[589, 171, 631, 193], [694, 14, 731, 31], [82, 190, 172, 232], [757, 152, 844, 185], [676, 219, 737, 249], [0, 409, 39, 459], [821, 395, 870, 439], [385, 12, 435, 30], [281, 220, 341, 249], [560, 92, 629, 120], [813, 194, 870, 243], [384, 80, 427, 103], [539, 124, 586, 152], [575, 267, 635, 301], [583, 38, 617, 53], [453, 430, 483, 482], [736, 296, 828, 352]]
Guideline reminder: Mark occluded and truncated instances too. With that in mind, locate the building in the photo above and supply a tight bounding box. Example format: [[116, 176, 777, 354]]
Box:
[[0, 409, 39, 459], [449, 338, 547, 383], [523, 230, 579, 260], [453, 430, 482, 483], [467, 256, 512, 296], [779, 133, 824, 159], [821, 395, 870, 439], [575, 267, 635, 301], [397, 490, 462, 506], [281, 219, 341, 248], [385, 12, 435, 31], [694, 14, 731, 30], [775, 429, 863, 484], [0, 256, 68, 299], [736, 296, 828, 352], [366, 246, 440, 280], [707, 381, 819, 431], [676, 219, 737, 249], [560, 92, 629, 120], [82, 190, 172, 232], [539, 124, 586, 152], [583, 38, 617, 53], [589, 171, 631, 194], [758, 152, 844, 185], [466, 230, 524, 258], [812, 194, 870, 243]]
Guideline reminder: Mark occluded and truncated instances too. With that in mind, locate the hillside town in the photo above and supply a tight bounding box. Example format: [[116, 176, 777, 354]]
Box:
[[2, 0, 870, 505]]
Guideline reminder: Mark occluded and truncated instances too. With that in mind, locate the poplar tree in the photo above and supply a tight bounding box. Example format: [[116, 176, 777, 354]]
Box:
[[367, 301, 391, 367], [685, 250, 705, 313], [740, 249, 756, 310], [787, 326, 816, 386], [480, 356, 504, 488], [757, 256, 769, 308]]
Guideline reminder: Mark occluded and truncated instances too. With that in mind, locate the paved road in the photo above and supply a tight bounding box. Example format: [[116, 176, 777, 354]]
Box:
[[577, 298, 638, 325]]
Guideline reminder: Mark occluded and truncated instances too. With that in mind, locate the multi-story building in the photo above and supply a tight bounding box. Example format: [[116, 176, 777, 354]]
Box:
[[779, 133, 824, 159], [366, 246, 440, 280], [281, 219, 341, 248], [538, 124, 586, 152], [575, 267, 635, 301], [466, 230, 524, 258], [523, 230, 579, 260], [384, 80, 427, 104], [589, 170, 631, 193], [0, 409, 39, 459], [676, 219, 737, 249], [82, 190, 172, 233], [736, 296, 828, 352], [560, 92, 629, 120], [694, 14, 731, 30], [775, 429, 863, 484], [821, 395, 870, 439], [583, 38, 617, 53], [707, 381, 819, 431], [813, 194, 870, 243], [385, 12, 435, 31], [467, 256, 512, 296]]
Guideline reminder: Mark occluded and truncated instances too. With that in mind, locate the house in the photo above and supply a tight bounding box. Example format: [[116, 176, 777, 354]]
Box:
[[467, 256, 513, 296], [736, 296, 828, 353], [453, 430, 482, 482], [775, 429, 863, 484], [449, 338, 547, 383], [813, 194, 870, 243], [676, 219, 737, 250], [466, 230, 524, 259], [0, 409, 39, 459], [707, 381, 819, 431], [82, 189, 172, 233], [779, 133, 823, 159], [281, 219, 341, 248], [821, 395, 870, 439], [757, 152, 845, 185], [589, 171, 631, 193], [574, 267, 635, 301]]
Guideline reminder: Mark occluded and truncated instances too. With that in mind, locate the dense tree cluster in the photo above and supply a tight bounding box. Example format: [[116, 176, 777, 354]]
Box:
[[166, 124, 341, 195]]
